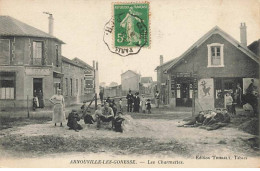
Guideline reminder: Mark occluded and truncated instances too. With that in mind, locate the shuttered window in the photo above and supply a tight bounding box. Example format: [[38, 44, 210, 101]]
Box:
[[0, 39, 10, 65], [33, 41, 43, 65], [0, 72, 15, 99]]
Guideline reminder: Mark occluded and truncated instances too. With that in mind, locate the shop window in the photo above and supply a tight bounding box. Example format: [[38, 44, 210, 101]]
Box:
[[207, 43, 224, 67], [0, 72, 15, 99], [0, 39, 10, 65], [33, 41, 43, 65]]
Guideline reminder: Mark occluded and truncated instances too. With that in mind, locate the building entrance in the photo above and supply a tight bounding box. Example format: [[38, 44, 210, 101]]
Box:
[[176, 77, 192, 107], [33, 78, 44, 108]]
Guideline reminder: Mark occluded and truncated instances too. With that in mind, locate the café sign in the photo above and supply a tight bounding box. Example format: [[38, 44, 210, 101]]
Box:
[[25, 67, 51, 76]]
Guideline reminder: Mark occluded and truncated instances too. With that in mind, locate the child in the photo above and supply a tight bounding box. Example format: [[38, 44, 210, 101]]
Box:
[[117, 98, 123, 113], [67, 109, 83, 132], [33, 95, 39, 111], [84, 104, 100, 124], [225, 92, 233, 115], [114, 112, 125, 133], [81, 101, 87, 114], [146, 99, 151, 114]]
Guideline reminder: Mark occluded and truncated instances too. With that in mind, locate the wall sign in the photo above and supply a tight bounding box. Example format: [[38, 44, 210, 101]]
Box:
[[25, 67, 51, 76]]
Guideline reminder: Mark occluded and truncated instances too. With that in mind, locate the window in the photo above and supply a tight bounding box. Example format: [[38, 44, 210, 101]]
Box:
[[0, 72, 15, 99], [70, 78, 73, 96], [33, 41, 43, 65], [54, 83, 61, 95], [55, 45, 59, 67], [76, 79, 78, 94], [81, 79, 83, 95], [65, 78, 68, 96], [0, 39, 10, 65], [207, 43, 224, 67]]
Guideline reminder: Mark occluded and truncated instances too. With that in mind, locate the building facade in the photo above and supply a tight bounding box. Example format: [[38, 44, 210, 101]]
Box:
[[62, 56, 94, 106], [140, 77, 154, 95], [0, 16, 95, 111], [0, 16, 64, 110], [72, 57, 94, 95], [121, 70, 141, 95], [156, 24, 259, 110]]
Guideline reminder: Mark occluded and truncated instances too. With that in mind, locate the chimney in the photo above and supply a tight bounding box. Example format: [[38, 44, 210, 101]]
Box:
[[240, 22, 247, 47], [96, 61, 98, 70], [43, 12, 54, 35], [48, 14, 54, 35], [160, 55, 163, 65]]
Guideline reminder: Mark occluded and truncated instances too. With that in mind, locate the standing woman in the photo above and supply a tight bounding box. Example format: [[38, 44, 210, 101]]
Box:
[[140, 94, 146, 113], [49, 89, 66, 127]]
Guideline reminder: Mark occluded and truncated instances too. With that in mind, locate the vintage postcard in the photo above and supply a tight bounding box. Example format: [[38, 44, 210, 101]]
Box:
[[0, 0, 259, 168]]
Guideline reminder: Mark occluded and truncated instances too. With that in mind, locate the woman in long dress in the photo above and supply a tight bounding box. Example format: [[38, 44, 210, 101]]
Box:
[[140, 94, 146, 113], [49, 89, 66, 127]]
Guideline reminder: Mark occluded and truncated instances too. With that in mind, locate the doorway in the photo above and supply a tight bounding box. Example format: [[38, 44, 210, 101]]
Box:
[[176, 77, 192, 107], [33, 78, 44, 108]]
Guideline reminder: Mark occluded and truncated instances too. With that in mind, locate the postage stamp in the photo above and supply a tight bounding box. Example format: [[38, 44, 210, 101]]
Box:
[[103, 2, 150, 56], [114, 3, 149, 48]]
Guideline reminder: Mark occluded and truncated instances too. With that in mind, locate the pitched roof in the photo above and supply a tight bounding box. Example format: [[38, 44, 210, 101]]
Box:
[[121, 70, 140, 76], [0, 16, 64, 43], [248, 39, 260, 56], [156, 26, 259, 73], [72, 57, 93, 70], [62, 56, 85, 69], [140, 77, 153, 83]]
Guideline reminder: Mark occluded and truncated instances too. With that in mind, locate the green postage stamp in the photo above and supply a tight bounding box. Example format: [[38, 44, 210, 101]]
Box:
[[114, 2, 150, 48]]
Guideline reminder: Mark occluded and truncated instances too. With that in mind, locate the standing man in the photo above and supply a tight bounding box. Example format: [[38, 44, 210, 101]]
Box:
[[126, 90, 134, 112], [133, 92, 140, 113], [99, 88, 104, 104], [155, 90, 160, 108]]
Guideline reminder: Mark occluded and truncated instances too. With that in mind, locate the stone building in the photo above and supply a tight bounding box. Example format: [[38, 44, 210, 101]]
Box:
[[62, 56, 94, 106], [0, 16, 95, 111], [156, 24, 259, 110], [121, 70, 141, 95], [0, 16, 64, 110]]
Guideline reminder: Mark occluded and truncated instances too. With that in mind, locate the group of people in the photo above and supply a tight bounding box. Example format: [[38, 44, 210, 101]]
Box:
[[225, 79, 258, 116], [47, 88, 160, 132], [126, 90, 151, 114], [80, 100, 127, 132], [33, 89, 44, 110], [225, 83, 242, 115]]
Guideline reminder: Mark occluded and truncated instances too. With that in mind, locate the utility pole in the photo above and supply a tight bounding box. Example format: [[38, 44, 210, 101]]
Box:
[[192, 48, 197, 117], [93, 61, 97, 110]]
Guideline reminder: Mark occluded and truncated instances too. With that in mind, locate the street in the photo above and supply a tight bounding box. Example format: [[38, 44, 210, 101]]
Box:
[[0, 106, 258, 162]]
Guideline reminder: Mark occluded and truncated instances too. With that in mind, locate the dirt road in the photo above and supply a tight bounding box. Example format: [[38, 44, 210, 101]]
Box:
[[0, 110, 258, 162]]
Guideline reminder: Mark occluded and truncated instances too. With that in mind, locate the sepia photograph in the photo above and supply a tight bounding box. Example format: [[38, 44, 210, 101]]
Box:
[[0, 0, 259, 168]]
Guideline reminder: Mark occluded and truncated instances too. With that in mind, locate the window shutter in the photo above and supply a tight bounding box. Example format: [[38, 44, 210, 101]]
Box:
[[0, 39, 10, 65]]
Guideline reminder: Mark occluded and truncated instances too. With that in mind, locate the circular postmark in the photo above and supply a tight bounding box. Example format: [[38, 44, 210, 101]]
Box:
[[103, 3, 149, 57]]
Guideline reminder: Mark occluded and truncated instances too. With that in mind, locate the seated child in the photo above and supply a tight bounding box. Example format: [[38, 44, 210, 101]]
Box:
[[80, 101, 87, 114], [146, 99, 151, 114], [67, 109, 83, 132], [114, 112, 125, 133], [84, 105, 100, 124]]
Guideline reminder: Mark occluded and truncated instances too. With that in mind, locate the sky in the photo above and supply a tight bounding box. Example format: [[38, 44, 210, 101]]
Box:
[[0, 0, 260, 85]]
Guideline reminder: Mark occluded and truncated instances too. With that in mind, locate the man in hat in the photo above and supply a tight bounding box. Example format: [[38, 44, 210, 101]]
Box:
[[126, 90, 134, 112]]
